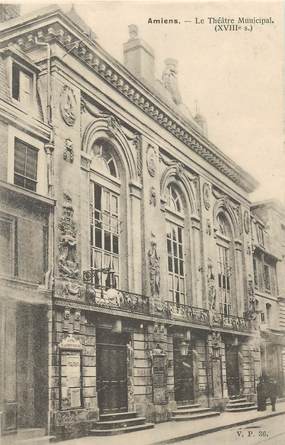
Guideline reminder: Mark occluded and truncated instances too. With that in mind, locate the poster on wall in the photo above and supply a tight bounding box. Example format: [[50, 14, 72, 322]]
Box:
[[60, 350, 82, 410]]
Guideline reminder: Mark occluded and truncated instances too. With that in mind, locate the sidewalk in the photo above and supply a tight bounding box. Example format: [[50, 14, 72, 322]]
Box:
[[57, 401, 285, 445]]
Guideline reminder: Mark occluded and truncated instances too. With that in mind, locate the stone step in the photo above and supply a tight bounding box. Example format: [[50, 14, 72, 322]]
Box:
[[176, 403, 201, 410], [100, 411, 137, 421], [172, 407, 212, 416], [93, 416, 147, 430], [227, 401, 256, 408], [228, 398, 247, 404], [172, 411, 220, 422], [89, 422, 154, 436], [225, 405, 257, 412]]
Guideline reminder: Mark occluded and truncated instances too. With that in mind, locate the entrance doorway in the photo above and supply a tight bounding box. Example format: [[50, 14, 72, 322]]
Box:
[[225, 344, 240, 396], [173, 338, 194, 403], [96, 330, 128, 413]]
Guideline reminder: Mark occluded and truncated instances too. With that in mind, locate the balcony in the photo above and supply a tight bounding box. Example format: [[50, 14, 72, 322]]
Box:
[[55, 274, 251, 333], [210, 312, 251, 332], [85, 285, 150, 316], [165, 301, 210, 326]]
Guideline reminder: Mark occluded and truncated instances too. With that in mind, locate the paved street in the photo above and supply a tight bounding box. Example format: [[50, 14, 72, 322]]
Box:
[[169, 414, 285, 445]]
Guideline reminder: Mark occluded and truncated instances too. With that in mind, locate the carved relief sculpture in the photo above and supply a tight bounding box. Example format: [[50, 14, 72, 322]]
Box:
[[58, 193, 79, 279], [203, 182, 211, 210], [60, 85, 77, 126], [149, 186, 157, 207], [63, 138, 74, 163], [146, 144, 157, 177], [148, 233, 160, 297]]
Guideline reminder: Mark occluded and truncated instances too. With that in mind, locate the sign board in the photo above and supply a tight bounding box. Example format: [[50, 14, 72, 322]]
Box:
[[152, 354, 167, 404], [60, 350, 82, 410]]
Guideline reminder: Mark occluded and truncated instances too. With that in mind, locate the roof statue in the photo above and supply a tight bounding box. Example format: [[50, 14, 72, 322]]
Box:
[[162, 58, 182, 106]]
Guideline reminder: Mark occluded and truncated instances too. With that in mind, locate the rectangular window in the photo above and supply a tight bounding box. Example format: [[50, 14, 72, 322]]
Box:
[[12, 62, 33, 106], [90, 182, 120, 288], [217, 244, 231, 316], [166, 221, 185, 305], [14, 138, 38, 191]]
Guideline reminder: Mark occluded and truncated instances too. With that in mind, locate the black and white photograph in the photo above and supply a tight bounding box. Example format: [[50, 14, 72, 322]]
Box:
[[0, 1, 284, 444]]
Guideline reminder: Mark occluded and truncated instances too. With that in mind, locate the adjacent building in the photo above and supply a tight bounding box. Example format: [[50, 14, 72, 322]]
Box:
[[0, 3, 284, 441]]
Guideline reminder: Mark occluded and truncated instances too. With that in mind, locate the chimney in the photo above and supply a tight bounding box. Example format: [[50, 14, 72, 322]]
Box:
[[123, 24, 155, 82], [0, 4, 20, 22]]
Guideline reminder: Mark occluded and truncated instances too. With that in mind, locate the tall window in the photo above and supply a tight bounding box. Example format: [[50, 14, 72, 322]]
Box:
[[216, 213, 233, 316], [14, 138, 38, 191], [12, 62, 33, 107], [166, 184, 185, 305], [90, 141, 120, 289]]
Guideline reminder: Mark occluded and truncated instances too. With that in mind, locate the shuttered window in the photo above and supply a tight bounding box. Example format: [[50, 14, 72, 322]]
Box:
[[14, 138, 38, 191]]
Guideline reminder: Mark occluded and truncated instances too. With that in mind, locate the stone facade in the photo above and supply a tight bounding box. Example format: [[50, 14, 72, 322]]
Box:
[[0, 4, 284, 441]]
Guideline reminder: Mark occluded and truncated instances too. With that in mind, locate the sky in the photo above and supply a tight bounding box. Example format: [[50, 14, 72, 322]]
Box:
[[19, 0, 285, 202]]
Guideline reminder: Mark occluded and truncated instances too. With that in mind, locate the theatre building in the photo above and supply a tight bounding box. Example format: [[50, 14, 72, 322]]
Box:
[[0, 4, 270, 441]]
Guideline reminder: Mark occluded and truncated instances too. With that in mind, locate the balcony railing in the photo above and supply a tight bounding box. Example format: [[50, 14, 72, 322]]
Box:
[[85, 286, 150, 315], [166, 301, 210, 325], [211, 312, 250, 332], [59, 272, 251, 332]]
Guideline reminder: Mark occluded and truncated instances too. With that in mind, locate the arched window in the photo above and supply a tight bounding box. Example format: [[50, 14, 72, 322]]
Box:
[[216, 213, 235, 316], [166, 184, 186, 305], [90, 139, 120, 289]]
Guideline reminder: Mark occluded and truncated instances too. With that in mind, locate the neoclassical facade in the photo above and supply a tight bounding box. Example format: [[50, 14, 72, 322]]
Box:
[[0, 4, 283, 441]]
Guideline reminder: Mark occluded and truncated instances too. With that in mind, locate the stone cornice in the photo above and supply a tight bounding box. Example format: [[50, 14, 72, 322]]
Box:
[[0, 8, 258, 193]]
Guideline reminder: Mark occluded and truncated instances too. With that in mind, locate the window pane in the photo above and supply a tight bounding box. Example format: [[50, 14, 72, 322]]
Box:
[[178, 245, 183, 259], [108, 159, 117, 177], [179, 260, 184, 275], [111, 195, 118, 213], [113, 235, 119, 254], [167, 239, 172, 254], [173, 242, 177, 257], [104, 190, 110, 211], [168, 256, 173, 272], [25, 178, 36, 192], [174, 258, 178, 274], [178, 227, 182, 243], [95, 227, 102, 248], [104, 231, 111, 252], [94, 185, 102, 210]]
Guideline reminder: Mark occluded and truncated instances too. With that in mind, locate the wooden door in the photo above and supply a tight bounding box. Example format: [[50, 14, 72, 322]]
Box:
[[96, 331, 128, 413], [173, 340, 194, 403], [225, 344, 240, 396]]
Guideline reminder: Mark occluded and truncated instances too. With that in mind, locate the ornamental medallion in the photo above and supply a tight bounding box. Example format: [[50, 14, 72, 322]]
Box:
[[146, 145, 157, 177]]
